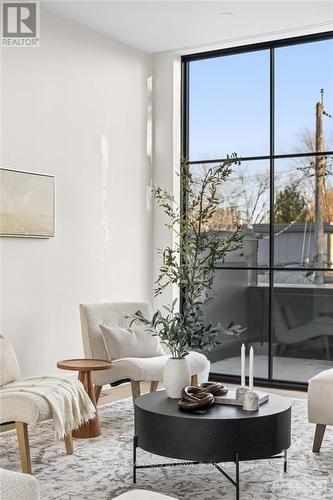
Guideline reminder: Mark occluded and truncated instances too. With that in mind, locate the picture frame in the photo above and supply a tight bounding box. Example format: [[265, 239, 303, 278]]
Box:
[[0, 168, 55, 238]]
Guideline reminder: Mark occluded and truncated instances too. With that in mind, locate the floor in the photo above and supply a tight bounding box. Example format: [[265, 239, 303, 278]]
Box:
[[2, 396, 331, 500], [211, 355, 333, 383]]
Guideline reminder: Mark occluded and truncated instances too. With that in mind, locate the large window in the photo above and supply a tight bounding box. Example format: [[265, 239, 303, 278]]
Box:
[[182, 33, 333, 387]]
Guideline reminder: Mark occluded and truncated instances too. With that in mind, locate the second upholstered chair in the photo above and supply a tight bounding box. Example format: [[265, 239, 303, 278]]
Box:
[[308, 368, 333, 452], [79, 302, 210, 402]]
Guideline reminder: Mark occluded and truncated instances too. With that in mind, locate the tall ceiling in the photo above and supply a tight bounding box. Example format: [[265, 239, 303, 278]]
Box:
[[44, 1, 333, 55]]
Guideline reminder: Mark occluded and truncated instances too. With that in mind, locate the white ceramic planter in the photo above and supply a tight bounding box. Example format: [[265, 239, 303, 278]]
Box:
[[163, 357, 191, 398]]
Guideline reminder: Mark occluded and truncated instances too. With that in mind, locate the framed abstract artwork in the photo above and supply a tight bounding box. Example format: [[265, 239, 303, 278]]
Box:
[[0, 168, 55, 238]]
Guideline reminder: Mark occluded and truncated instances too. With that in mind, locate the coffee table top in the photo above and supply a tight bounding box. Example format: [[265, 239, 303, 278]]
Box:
[[135, 389, 291, 422], [57, 359, 112, 371]]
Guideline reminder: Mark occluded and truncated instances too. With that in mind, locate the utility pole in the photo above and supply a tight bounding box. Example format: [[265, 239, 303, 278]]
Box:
[[314, 89, 325, 283]]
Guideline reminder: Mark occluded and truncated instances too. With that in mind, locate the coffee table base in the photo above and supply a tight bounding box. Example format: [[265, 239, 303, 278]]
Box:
[[132, 436, 287, 500]]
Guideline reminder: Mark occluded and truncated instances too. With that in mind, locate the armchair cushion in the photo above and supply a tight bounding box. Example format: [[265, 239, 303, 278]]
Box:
[[0, 336, 20, 387], [100, 325, 164, 360], [1, 376, 95, 438], [308, 368, 333, 426], [110, 351, 209, 382], [0, 468, 40, 500], [114, 490, 176, 499], [0, 391, 51, 425]]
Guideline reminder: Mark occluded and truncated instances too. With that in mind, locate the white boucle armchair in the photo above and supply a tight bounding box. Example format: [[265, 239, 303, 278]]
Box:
[[308, 368, 333, 452], [0, 336, 74, 474], [79, 302, 210, 402], [0, 468, 40, 500]]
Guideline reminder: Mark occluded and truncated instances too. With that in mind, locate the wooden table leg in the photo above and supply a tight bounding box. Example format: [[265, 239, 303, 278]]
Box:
[[16, 422, 32, 474], [73, 370, 101, 438], [313, 424, 326, 452]]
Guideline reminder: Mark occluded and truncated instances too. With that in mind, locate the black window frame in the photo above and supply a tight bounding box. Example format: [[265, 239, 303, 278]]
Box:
[[181, 31, 333, 391]]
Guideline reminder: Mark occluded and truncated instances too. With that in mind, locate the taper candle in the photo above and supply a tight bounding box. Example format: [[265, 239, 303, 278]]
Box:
[[241, 343, 245, 387], [249, 346, 254, 391]]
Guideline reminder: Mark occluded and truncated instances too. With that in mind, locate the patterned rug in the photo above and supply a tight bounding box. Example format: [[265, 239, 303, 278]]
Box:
[[0, 396, 332, 499]]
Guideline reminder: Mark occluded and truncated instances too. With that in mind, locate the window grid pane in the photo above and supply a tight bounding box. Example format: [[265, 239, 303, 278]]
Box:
[[184, 34, 333, 386]]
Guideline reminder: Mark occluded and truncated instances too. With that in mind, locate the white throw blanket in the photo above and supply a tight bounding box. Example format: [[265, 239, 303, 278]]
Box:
[[1, 375, 96, 438]]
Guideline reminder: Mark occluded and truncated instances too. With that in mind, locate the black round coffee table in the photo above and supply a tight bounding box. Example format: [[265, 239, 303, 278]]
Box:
[[133, 390, 291, 499]]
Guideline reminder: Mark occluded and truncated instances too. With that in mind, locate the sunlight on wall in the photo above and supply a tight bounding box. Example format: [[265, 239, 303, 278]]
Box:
[[101, 126, 111, 242], [146, 75, 153, 212]]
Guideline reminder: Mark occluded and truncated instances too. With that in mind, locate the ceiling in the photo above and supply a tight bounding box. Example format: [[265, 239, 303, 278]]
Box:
[[43, 1, 333, 55]]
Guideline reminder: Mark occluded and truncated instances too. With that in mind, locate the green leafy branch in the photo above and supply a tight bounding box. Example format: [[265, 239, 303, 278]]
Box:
[[131, 156, 245, 358]]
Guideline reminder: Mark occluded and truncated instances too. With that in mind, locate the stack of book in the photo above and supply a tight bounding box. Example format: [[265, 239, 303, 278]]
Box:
[[215, 389, 269, 407]]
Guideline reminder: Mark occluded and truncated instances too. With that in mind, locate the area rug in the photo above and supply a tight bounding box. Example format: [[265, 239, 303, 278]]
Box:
[[0, 397, 332, 499]]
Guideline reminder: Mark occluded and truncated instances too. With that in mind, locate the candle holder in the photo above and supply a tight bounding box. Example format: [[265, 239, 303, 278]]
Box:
[[243, 390, 259, 411], [235, 386, 249, 402]]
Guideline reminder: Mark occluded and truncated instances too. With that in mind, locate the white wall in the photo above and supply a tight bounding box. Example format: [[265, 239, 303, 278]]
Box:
[[0, 8, 153, 376], [152, 54, 181, 312]]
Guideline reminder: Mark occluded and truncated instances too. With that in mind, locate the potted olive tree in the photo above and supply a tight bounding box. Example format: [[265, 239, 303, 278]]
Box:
[[131, 156, 245, 397]]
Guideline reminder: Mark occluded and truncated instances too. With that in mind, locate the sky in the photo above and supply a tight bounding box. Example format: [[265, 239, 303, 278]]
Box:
[[189, 37, 333, 236], [189, 38, 333, 161]]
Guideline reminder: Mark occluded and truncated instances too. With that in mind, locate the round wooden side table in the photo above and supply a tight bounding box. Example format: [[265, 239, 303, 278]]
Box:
[[57, 358, 112, 438]]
